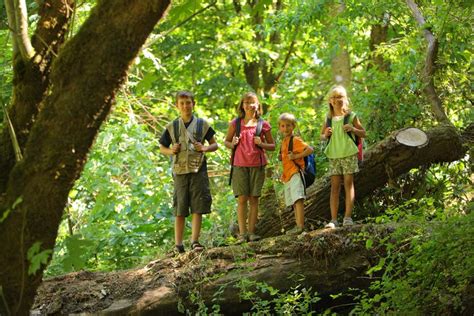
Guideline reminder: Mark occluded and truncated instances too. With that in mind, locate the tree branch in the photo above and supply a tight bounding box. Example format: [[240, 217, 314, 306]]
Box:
[[13, 0, 36, 59], [274, 25, 299, 85], [406, 0, 452, 125], [4, 0, 19, 55]]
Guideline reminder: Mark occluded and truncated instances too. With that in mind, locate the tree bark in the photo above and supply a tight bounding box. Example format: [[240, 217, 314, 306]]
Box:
[[257, 125, 468, 238], [32, 224, 394, 315], [0, 1, 171, 314]]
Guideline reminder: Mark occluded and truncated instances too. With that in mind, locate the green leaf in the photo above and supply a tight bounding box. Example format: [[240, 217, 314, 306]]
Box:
[[366, 239, 373, 250], [27, 242, 53, 275]]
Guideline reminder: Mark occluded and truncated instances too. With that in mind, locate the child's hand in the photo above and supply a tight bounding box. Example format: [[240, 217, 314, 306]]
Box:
[[171, 144, 181, 154], [253, 136, 262, 146], [288, 152, 296, 160], [343, 124, 353, 132], [194, 142, 206, 152], [232, 136, 240, 148], [324, 127, 332, 138]]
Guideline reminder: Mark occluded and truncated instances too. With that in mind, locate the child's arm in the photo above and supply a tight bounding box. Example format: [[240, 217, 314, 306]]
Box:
[[160, 144, 180, 156], [288, 146, 313, 160], [254, 130, 276, 151], [194, 136, 218, 153], [343, 116, 366, 138], [320, 121, 332, 141], [224, 123, 238, 150]]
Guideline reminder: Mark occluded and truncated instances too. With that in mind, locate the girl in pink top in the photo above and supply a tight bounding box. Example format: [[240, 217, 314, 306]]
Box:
[[224, 92, 275, 243]]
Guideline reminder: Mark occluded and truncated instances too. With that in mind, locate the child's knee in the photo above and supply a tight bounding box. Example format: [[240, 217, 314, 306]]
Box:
[[238, 195, 249, 203]]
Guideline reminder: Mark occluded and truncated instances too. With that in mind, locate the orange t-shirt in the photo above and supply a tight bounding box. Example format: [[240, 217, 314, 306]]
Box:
[[281, 135, 308, 183]]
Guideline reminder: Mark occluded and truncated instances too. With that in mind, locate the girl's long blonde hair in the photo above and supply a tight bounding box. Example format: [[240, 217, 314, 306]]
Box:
[[327, 85, 351, 118]]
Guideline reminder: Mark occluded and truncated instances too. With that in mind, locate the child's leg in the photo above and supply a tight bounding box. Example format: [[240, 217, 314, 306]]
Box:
[[330, 175, 342, 220], [191, 213, 202, 242], [175, 216, 185, 246], [343, 174, 355, 218], [294, 199, 305, 228], [248, 196, 259, 234], [237, 195, 249, 235]]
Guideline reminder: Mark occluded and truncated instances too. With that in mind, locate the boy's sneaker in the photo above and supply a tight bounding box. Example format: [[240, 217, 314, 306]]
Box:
[[191, 241, 205, 251], [343, 217, 354, 226], [175, 244, 185, 254], [285, 226, 304, 235], [248, 233, 261, 242], [324, 220, 338, 229]]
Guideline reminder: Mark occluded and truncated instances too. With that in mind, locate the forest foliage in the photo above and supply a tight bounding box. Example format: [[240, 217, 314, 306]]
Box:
[[0, 0, 472, 313]]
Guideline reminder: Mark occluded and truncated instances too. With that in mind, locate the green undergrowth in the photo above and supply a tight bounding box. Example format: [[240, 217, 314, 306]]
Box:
[[350, 210, 474, 315]]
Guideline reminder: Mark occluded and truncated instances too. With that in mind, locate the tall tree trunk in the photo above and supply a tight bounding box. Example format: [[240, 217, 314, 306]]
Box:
[[368, 14, 390, 71], [329, 1, 351, 88], [239, 0, 295, 96], [0, 1, 171, 314]]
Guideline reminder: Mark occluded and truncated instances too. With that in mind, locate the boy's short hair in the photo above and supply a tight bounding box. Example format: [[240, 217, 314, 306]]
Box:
[[278, 113, 297, 126], [175, 90, 195, 104]]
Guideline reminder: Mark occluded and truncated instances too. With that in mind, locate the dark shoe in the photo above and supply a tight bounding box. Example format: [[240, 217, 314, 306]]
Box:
[[191, 241, 205, 251], [175, 244, 185, 254]]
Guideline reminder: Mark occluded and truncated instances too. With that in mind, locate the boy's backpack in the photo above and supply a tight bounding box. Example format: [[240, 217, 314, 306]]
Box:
[[229, 118, 264, 185], [288, 136, 316, 190], [325, 113, 364, 162], [172, 117, 205, 144]]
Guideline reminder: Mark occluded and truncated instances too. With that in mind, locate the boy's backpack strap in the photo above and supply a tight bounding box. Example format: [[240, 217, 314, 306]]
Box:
[[288, 135, 294, 152], [172, 118, 180, 144], [196, 117, 204, 142]]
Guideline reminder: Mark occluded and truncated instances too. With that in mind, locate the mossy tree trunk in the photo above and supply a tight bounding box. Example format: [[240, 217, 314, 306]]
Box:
[[0, 1, 171, 314], [32, 225, 394, 315]]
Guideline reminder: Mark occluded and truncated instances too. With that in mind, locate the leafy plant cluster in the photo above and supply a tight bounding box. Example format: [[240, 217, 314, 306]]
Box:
[[348, 157, 473, 314], [351, 207, 473, 315]]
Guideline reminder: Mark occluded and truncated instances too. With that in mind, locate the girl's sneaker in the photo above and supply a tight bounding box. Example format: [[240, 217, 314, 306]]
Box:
[[343, 217, 354, 226], [324, 220, 338, 229]]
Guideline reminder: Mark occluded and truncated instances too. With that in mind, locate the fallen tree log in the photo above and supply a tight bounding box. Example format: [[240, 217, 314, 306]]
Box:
[[32, 225, 392, 315], [257, 124, 469, 237]]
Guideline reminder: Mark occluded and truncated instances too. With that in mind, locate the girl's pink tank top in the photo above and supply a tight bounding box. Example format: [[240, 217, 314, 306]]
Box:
[[232, 118, 271, 167]]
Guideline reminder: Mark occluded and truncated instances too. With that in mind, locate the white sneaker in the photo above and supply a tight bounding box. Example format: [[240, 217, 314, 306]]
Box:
[[325, 220, 338, 229], [343, 217, 354, 226]]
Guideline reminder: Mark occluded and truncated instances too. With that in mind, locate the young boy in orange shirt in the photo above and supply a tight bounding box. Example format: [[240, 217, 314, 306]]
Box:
[[278, 113, 314, 234]]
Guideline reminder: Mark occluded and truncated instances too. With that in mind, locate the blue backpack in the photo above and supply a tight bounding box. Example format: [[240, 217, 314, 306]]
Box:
[[288, 136, 316, 190]]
